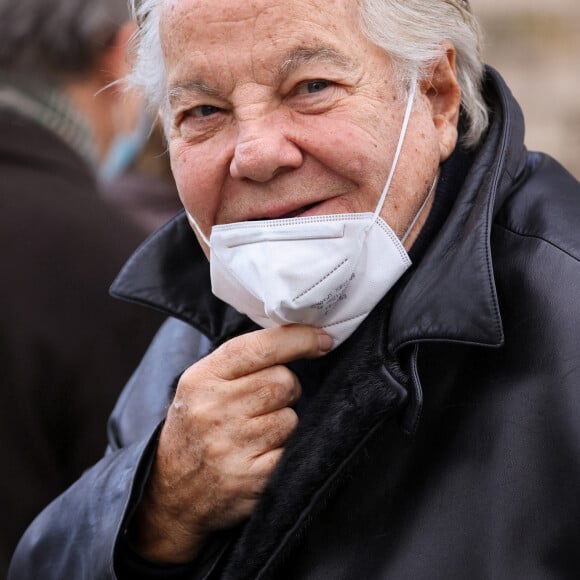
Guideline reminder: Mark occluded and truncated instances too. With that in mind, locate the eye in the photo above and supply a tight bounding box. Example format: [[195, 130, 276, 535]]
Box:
[[295, 79, 332, 95], [306, 80, 330, 93], [186, 104, 222, 118]]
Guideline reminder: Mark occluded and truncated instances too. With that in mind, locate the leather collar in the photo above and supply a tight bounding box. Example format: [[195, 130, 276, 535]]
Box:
[[388, 67, 528, 351]]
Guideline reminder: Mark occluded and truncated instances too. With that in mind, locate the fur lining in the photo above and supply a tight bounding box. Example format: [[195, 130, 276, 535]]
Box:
[[222, 299, 409, 580]]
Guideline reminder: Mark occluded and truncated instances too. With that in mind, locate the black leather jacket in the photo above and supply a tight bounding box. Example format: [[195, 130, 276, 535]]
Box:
[[9, 69, 580, 579]]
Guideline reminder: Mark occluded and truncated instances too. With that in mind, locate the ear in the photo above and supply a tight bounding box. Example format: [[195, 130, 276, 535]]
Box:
[[96, 21, 138, 87], [421, 43, 462, 163]]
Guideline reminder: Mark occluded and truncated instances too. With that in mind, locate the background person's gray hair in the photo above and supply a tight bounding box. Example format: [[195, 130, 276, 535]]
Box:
[[128, 0, 488, 148], [0, 0, 130, 80]]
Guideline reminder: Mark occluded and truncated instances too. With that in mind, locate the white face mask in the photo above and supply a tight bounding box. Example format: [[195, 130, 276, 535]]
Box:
[[188, 81, 428, 349]]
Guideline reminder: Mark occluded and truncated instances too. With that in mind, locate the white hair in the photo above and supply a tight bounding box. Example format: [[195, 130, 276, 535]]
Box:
[[128, 0, 488, 147], [128, 0, 165, 110], [359, 0, 488, 147]]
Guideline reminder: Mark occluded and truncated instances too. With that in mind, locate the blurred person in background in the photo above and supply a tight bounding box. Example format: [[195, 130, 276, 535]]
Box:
[[0, 0, 164, 573], [99, 114, 183, 234]]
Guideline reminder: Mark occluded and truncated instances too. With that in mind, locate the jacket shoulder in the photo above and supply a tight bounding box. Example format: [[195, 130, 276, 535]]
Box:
[[495, 153, 580, 262], [492, 153, 580, 349]]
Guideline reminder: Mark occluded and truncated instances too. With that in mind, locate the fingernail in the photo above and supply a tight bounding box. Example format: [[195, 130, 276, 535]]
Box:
[[317, 332, 333, 353]]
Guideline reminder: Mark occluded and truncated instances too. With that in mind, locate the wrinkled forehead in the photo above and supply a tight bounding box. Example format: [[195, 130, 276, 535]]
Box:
[[155, 0, 473, 54], [158, 0, 365, 73], [159, 0, 358, 38], [146, 0, 473, 29], [155, 0, 472, 21]]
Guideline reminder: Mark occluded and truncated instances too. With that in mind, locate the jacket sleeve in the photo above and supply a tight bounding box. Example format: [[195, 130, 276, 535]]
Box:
[[8, 318, 213, 579]]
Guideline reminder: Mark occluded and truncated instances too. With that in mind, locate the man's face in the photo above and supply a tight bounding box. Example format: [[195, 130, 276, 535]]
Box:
[[160, 0, 459, 254]]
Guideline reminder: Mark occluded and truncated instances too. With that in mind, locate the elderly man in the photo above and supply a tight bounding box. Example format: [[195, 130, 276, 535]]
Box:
[[9, 0, 580, 578]]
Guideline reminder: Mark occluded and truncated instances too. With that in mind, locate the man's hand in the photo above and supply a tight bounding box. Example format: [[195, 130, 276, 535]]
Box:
[[128, 324, 333, 563]]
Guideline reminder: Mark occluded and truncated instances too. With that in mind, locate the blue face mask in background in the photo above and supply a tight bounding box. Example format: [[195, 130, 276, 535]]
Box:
[[98, 110, 154, 183]]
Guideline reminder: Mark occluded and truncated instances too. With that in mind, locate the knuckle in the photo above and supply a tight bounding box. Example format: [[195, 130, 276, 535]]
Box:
[[278, 406, 299, 431], [215, 331, 276, 375], [258, 372, 286, 397], [168, 395, 189, 417], [177, 365, 218, 399], [251, 332, 277, 364], [252, 366, 297, 405], [217, 337, 245, 361], [168, 394, 228, 436], [204, 437, 231, 464], [255, 382, 277, 403], [262, 407, 298, 444], [176, 365, 198, 390], [268, 364, 291, 384], [165, 394, 195, 429], [268, 366, 298, 399], [258, 451, 281, 474], [223, 330, 273, 359], [257, 449, 286, 479]]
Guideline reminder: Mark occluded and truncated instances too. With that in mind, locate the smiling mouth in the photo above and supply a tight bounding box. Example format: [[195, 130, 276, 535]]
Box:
[[251, 202, 319, 221]]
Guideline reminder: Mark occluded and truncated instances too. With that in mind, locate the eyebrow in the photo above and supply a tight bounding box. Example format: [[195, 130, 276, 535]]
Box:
[[167, 47, 356, 108], [277, 47, 356, 79], [168, 79, 222, 109]]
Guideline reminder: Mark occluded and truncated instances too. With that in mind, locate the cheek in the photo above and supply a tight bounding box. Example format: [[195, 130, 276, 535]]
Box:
[[296, 113, 391, 190], [169, 141, 225, 227]]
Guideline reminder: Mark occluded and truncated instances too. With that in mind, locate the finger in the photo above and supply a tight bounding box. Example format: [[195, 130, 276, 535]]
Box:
[[209, 324, 333, 380], [239, 365, 302, 417], [244, 407, 299, 454], [248, 447, 285, 478], [176, 362, 301, 416]]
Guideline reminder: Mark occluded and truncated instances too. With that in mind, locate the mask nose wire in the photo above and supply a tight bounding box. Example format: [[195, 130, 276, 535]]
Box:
[[370, 79, 418, 227]]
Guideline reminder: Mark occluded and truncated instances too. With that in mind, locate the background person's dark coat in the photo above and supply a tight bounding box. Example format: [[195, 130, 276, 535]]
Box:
[[9, 69, 580, 579], [0, 111, 163, 574]]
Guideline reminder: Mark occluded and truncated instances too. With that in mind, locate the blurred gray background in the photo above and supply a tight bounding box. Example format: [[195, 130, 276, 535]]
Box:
[[472, 0, 580, 178]]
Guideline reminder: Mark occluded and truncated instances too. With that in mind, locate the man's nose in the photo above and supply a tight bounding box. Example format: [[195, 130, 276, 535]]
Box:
[[230, 118, 303, 182]]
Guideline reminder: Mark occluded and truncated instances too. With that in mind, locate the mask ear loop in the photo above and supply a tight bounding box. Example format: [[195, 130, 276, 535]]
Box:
[[401, 174, 438, 245], [186, 211, 212, 248], [370, 78, 418, 228]]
